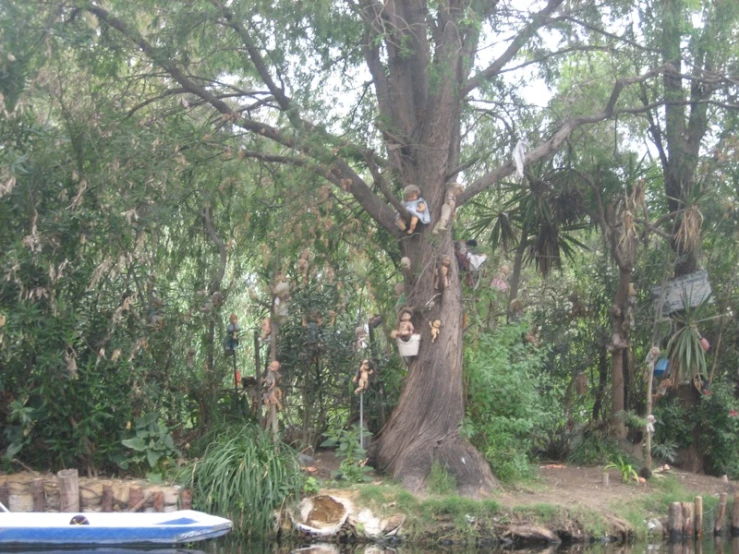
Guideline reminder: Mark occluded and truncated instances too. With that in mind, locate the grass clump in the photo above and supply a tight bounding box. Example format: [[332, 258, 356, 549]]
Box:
[[427, 461, 457, 496], [179, 423, 303, 539]]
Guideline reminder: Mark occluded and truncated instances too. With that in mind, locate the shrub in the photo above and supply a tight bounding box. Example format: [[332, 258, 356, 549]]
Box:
[[463, 322, 554, 481], [697, 380, 739, 478], [179, 423, 303, 539]]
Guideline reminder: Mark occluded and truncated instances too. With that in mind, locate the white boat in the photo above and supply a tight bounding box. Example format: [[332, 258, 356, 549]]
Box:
[[0, 503, 232, 546]]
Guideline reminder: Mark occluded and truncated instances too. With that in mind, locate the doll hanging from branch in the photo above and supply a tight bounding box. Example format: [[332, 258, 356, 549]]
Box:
[[296, 249, 312, 284], [353, 359, 375, 394], [432, 182, 464, 234], [429, 319, 441, 342], [263, 360, 283, 410], [435, 255, 452, 291], [224, 313, 240, 353]]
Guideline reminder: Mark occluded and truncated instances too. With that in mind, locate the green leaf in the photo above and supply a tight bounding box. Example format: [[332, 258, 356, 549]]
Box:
[[147, 449, 162, 468], [122, 437, 147, 452]]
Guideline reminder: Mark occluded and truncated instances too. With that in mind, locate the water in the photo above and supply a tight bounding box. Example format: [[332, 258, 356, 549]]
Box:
[[12, 537, 733, 554], [199, 535, 739, 554]]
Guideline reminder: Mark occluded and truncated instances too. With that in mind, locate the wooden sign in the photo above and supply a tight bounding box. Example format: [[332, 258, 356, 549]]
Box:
[[651, 269, 712, 316]]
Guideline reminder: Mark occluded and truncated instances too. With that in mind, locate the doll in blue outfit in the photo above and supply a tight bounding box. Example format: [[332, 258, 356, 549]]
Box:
[[396, 184, 430, 234]]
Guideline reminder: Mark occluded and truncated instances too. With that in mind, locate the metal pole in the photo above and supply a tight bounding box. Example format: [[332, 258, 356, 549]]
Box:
[[359, 391, 364, 450]]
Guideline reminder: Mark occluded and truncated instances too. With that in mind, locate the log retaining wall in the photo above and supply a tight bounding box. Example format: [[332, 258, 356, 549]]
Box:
[[0, 471, 190, 513]]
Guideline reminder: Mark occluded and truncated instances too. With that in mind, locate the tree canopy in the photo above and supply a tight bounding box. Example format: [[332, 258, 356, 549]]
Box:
[[2, 0, 739, 493]]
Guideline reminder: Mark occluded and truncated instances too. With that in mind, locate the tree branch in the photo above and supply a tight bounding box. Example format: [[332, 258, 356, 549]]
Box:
[[202, 206, 227, 294], [457, 64, 675, 205], [85, 3, 400, 236], [366, 152, 408, 220], [207, 0, 298, 124], [461, 0, 565, 95]]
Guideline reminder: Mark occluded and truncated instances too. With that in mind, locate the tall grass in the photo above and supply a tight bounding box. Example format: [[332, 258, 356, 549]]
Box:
[[179, 424, 303, 539]]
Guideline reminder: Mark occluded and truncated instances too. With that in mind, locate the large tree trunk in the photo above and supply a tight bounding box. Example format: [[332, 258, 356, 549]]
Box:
[[370, 231, 497, 496], [609, 267, 633, 439]]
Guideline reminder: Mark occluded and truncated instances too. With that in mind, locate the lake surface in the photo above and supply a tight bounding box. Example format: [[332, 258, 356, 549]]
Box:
[[199, 535, 739, 554]]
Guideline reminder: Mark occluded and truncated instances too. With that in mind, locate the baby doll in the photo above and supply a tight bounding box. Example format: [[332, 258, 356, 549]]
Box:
[[353, 359, 375, 394], [429, 319, 441, 342], [435, 255, 451, 290], [224, 313, 240, 352], [391, 308, 415, 341], [263, 360, 283, 410], [396, 185, 430, 234], [433, 182, 464, 234]]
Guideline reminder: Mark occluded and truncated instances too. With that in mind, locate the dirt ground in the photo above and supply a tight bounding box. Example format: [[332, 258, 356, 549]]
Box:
[[311, 450, 735, 515], [497, 464, 735, 513]]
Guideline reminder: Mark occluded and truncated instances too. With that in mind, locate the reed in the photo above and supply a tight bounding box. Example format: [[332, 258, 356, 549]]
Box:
[[180, 424, 303, 539]]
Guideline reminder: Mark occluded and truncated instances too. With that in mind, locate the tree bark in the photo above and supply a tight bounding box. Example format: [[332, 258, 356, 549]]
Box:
[[609, 267, 633, 439], [370, 232, 497, 496]]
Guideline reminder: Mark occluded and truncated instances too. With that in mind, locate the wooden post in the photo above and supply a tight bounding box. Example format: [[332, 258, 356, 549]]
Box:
[[731, 492, 739, 535], [102, 485, 113, 512], [715, 534, 725, 554], [669, 501, 684, 541], [128, 486, 144, 512], [0, 483, 8, 510], [268, 301, 280, 442], [57, 469, 80, 512], [254, 329, 263, 424], [32, 479, 45, 512], [717, 493, 729, 535], [602, 472, 609, 487], [180, 489, 192, 510], [682, 502, 694, 538], [153, 491, 164, 512], [695, 496, 704, 537]]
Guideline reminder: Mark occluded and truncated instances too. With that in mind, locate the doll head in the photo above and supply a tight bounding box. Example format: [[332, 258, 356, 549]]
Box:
[[403, 184, 421, 201]]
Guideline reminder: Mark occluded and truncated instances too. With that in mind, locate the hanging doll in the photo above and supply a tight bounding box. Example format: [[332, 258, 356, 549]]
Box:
[[646, 414, 656, 435], [396, 185, 430, 234], [263, 360, 283, 410], [435, 255, 451, 290], [433, 182, 464, 234], [429, 319, 441, 342], [354, 325, 368, 351], [491, 265, 510, 291], [260, 317, 272, 340], [353, 359, 375, 394], [224, 313, 240, 353], [391, 308, 415, 341], [296, 249, 312, 284]]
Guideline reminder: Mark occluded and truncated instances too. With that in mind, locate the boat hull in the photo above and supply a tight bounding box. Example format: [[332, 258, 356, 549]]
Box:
[[0, 510, 232, 546]]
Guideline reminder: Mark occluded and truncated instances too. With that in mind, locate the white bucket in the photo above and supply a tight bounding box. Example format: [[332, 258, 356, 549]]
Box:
[[397, 334, 421, 357]]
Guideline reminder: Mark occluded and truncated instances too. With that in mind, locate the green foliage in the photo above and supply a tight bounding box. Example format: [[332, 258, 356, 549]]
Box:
[[604, 455, 638, 483], [653, 395, 693, 450], [567, 429, 621, 466], [179, 423, 303, 539], [302, 476, 320, 496], [321, 425, 372, 483], [120, 413, 180, 479], [697, 380, 739, 478], [651, 440, 678, 464], [427, 461, 457, 496], [666, 322, 707, 383], [463, 321, 554, 481]]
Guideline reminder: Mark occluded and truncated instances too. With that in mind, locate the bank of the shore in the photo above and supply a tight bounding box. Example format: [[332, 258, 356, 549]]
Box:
[[0, 464, 733, 548], [287, 464, 736, 548]]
